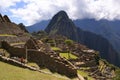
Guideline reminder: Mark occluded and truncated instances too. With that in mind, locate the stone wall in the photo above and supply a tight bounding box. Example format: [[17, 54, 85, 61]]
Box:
[[25, 37, 41, 50], [1, 41, 26, 58], [28, 50, 77, 77]]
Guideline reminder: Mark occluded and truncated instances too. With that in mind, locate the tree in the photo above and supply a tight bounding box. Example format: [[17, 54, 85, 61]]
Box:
[[65, 39, 73, 59]]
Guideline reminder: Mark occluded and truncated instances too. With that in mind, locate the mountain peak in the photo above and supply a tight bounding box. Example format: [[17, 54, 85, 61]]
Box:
[[55, 10, 69, 20], [0, 13, 11, 23], [45, 10, 78, 41], [50, 10, 69, 23]]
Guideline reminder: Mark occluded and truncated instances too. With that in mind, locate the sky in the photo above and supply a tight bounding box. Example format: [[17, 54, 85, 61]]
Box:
[[0, 0, 120, 26]]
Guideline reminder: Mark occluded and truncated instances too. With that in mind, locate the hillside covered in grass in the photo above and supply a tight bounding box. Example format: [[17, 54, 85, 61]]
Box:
[[0, 61, 70, 80]]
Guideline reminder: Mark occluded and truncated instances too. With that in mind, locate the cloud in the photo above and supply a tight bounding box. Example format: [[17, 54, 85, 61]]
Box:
[[1, 0, 120, 26], [0, 0, 21, 10]]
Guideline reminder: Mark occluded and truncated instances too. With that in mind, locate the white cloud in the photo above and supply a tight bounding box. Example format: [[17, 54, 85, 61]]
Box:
[[1, 0, 120, 25], [0, 0, 21, 10]]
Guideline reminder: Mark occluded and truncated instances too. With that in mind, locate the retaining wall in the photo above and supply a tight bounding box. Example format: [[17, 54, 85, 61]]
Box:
[[28, 50, 77, 77]]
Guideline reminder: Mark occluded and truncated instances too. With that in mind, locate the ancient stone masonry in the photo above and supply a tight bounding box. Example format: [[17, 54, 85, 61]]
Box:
[[28, 50, 77, 77], [1, 41, 26, 58], [25, 37, 42, 50]]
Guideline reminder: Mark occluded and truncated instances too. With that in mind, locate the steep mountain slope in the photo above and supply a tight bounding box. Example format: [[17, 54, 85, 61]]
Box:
[[45, 11, 79, 41], [74, 19, 120, 56], [45, 11, 119, 67], [0, 13, 30, 43]]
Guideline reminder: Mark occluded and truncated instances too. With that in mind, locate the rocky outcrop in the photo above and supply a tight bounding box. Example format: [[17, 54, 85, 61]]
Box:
[[45, 11, 119, 67], [0, 14, 4, 22], [3, 15, 11, 22], [0, 14, 11, 22]]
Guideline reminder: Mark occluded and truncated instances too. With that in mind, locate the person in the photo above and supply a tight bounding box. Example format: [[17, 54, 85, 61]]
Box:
[[20, 57, 24, 63]]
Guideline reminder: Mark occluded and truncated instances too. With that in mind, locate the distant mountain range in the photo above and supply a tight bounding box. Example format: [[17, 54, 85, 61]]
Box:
[[27, 11, 120, 67], [27, 20, 50, 32]]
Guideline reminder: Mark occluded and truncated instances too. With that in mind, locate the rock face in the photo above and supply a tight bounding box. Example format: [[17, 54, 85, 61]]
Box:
[[45, 11, 119, 67], [3, 15, 11, 22]]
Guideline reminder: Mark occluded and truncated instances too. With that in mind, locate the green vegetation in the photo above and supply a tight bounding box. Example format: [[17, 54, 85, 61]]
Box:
[[60, 52, 78, 59], [49, 29, 58, 35], [77, 70, 94, 80], [64, 39, 74, 59], [57, 16, 62, 22], [65, 39, 73, 47], [51, 47, 61, 51], [47, 39, 55, 43], [27, 62, 39, 69], [0, 34, 17, 37], [113, 69, 120, 80], [0, 61, 68, 80]]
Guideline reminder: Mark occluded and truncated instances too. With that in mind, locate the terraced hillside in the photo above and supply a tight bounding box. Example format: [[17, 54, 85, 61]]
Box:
[[0, 14, 30, 44]]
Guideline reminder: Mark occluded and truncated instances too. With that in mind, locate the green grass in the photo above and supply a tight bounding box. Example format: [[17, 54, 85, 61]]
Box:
[[27, 62, 40, 69], [0, 61, 68, 80], [77, 70, 94, 80], [10, 42, 25, 46], [60, 52, 78, 59], [51, 47, 61, 51], [0, 34, 17, 37]]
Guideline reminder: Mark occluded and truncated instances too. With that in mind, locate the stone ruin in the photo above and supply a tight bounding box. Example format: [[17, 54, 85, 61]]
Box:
[[25, 37, 42, 50], [1, 36, 116, 79]]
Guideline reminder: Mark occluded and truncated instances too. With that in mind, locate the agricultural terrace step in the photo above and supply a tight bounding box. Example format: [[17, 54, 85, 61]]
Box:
[[0, 34, 17, 37]]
